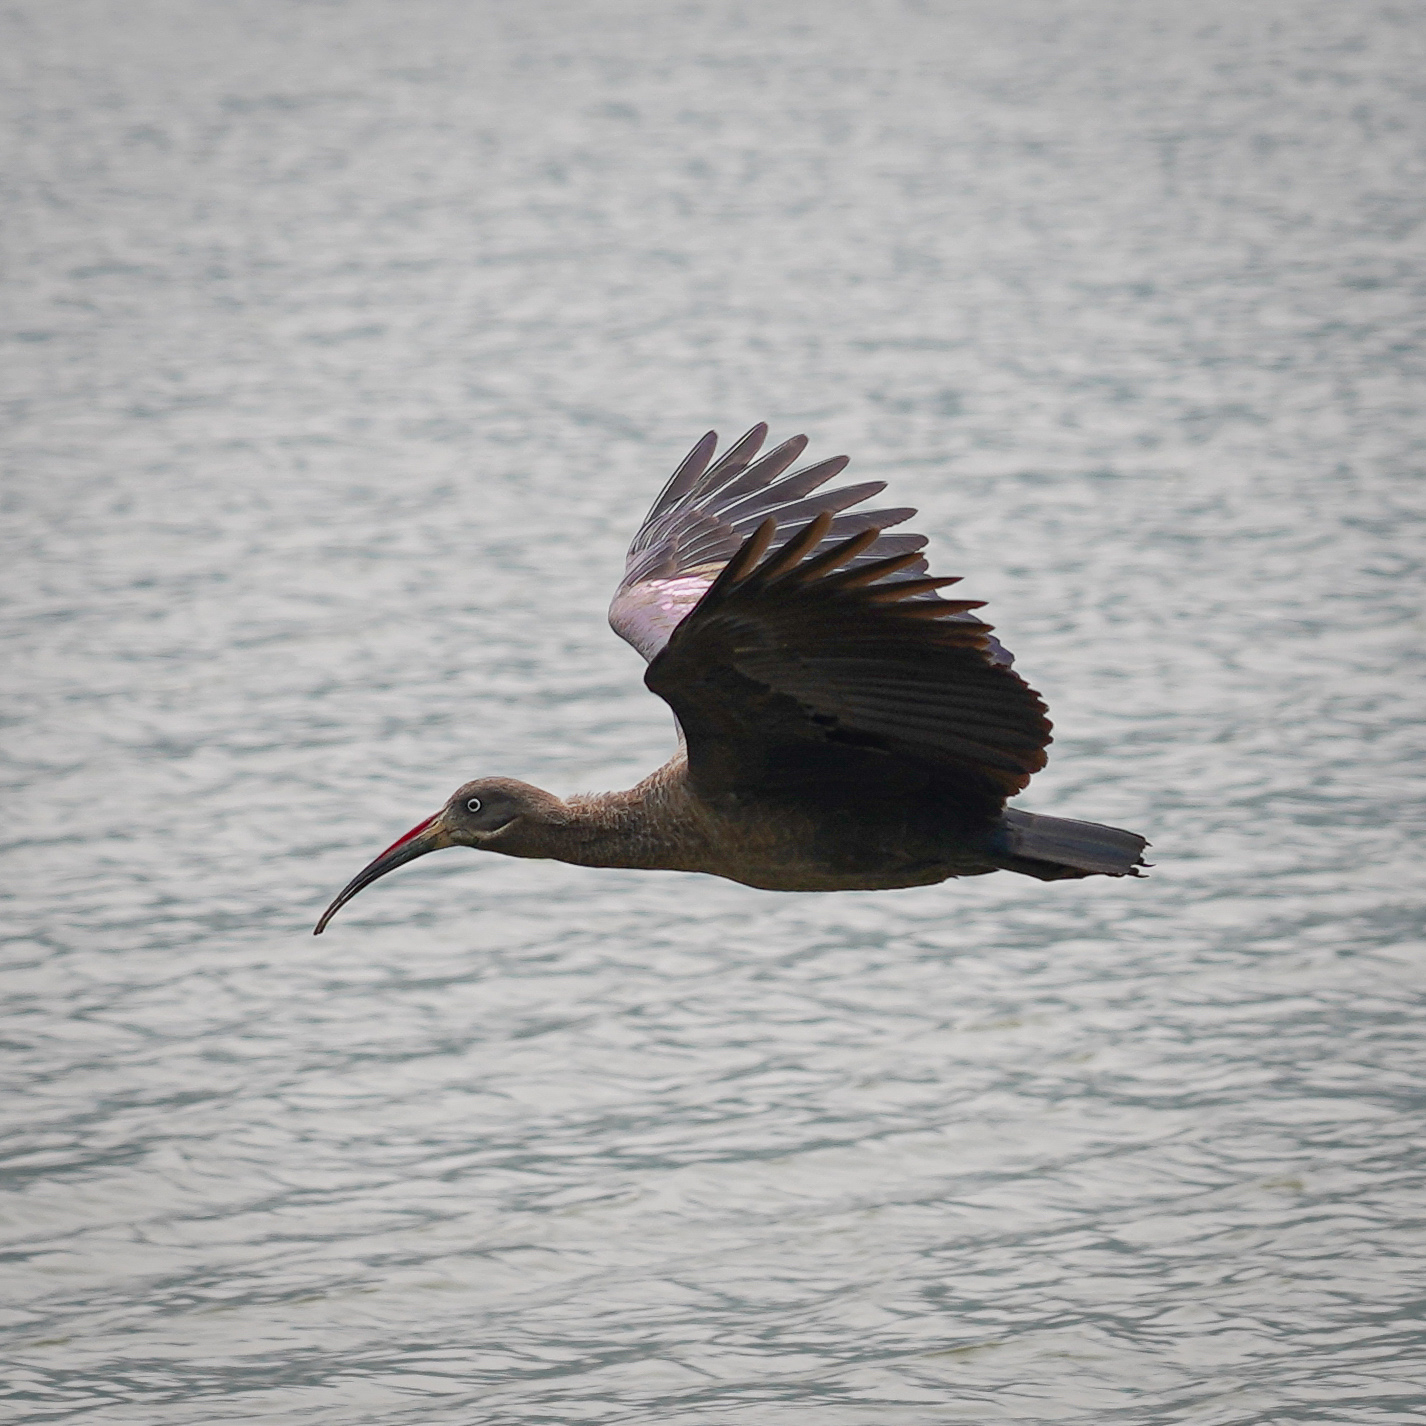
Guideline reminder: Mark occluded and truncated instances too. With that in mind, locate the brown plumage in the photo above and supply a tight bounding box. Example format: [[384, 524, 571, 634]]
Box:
[[314, 426, 1146, 933]]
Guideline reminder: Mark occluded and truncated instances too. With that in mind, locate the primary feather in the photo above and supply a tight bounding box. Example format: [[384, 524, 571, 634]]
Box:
[[610, 424, 1014, 667]]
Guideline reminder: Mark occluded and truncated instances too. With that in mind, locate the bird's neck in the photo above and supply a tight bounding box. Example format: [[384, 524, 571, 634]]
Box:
[[497, 766, 712, 873]]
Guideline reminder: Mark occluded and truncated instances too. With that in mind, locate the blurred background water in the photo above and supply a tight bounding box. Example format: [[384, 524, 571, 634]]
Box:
[[3, 1, 1425, 1421]]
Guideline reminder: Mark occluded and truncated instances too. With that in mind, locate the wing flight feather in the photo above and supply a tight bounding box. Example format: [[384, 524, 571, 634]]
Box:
[[610, 427, 1014, 667], [643, 517, 1052, 821]]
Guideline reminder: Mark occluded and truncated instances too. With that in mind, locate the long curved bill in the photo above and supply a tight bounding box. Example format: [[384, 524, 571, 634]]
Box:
[[313, 812, 451, 934]]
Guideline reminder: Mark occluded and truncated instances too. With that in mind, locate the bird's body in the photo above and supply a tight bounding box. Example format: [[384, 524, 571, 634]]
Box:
[[316, 426, 1147, 933], [448, 763, 1002, 893]]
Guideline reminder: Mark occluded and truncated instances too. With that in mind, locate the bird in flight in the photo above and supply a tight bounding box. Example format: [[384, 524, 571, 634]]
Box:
[[315, 425, 1146, 933]]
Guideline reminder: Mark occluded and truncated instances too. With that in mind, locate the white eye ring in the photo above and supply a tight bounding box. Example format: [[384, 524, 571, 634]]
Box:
[[466, 797, 482, 813]]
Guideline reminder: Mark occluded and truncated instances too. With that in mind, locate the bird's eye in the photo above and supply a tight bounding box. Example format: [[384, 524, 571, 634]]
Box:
[[466, 797, 482, 813]]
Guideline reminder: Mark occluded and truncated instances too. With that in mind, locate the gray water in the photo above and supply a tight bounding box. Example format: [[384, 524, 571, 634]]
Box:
[[3, 2, 1425, 1421]]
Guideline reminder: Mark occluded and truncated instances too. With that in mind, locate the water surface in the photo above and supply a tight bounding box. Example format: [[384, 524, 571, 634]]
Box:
[[3, 1, 1425, 1421]]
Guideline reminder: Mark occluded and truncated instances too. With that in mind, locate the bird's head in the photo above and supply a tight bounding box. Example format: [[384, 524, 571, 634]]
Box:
[[313, 778, 562, 934]]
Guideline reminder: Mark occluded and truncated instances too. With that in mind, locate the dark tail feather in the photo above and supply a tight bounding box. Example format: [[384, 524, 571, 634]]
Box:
[[994, 809, 1149, 881]]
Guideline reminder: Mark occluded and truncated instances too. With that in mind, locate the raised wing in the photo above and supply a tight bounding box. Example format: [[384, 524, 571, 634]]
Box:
[[610, 425, 1013, 667], [644, 514, 1051, 824]]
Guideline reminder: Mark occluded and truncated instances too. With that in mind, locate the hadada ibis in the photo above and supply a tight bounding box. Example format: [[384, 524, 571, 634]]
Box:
[[315, 426, 1146, 933]]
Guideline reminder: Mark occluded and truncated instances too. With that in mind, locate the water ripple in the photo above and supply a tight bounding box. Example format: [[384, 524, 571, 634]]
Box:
[[4, 0, 1425, 1421]]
